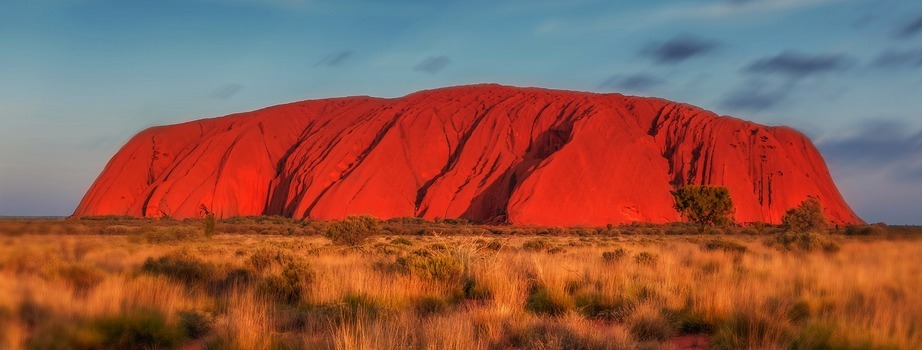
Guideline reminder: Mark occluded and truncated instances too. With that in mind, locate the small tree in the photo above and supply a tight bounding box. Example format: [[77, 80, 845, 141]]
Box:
[[782, 197, 828, 233], [323, 215, 381, 246], [204, 213, 216, 238], [671, 185, 735, 232], [200, 204, 216, 238]]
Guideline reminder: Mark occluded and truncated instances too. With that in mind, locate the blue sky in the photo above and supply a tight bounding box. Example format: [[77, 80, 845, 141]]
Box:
[[1, 0, 921, 224]]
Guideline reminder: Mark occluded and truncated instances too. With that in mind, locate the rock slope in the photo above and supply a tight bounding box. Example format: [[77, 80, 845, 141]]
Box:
[[74, 84, 862, 226]]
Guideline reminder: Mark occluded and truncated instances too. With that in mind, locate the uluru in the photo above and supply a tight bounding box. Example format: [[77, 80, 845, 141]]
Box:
[[73, 84, 861, 226]]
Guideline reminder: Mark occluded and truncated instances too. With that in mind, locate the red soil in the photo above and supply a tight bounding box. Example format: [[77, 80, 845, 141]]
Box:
[[73, 84, 862, 226]]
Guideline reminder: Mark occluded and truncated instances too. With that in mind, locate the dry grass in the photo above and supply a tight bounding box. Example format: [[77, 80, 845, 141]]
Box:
[[0, 219, 920, 349]]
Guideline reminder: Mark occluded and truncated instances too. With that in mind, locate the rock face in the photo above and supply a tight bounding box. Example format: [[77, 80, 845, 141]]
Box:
[[74, 84, 862, 226]]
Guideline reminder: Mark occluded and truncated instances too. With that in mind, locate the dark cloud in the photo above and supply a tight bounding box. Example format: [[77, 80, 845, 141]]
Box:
[[819, 120, 922, 224], [817, 120, 922, 182], [720, 80, 791, 111], [745, 51, 850, 77], [896, 15, 922, 39], [872, 48, 922, 69], [640, 35, 718, 64], [209, 83, 242, 100], [315, 50, 352, 67], [413, 55, 451, 74], [598, 74, 664, 92], [819, 121, 922, 162]]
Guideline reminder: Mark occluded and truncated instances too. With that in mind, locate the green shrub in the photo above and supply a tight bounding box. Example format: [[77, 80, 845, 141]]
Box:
[[28, 309, 190, 349], [699, 261, 721, 275], [391, 237, 413, 246], [663, 308, 715, 334], [633, 285, 662, 303], [570, 227, 595, 237], [247, 247, 294, 273], [259, 259, 313, 304], [633, 251, 658, 266], [93, 310, 186, 349], [462, 277, 492, 301], [601, 248, 627, 262], [564, 278, 590, 295], [211, 268, 256, 295], [573, 293, 635, 322], [341, 294, 382, 318], [787, 322, 880, 349], [821, 241, 840, 253], [18, 298, 51, 329], [484, 240, 504, 251], [701, 239, 747, 254], [782, 198, 829, 233], [140, 252, 217, 286], [415, 296, 451, 316], [247, 248, 275, 272], [671, 185, 735, 231], [323, 215, 380, 246], [522, 239, 550, 252], [58, 263, 105, 294], [786, 300, 811, 323], [843, 224, 886, 236], [500, 320, 613, 350], [525, 285, 568, 316], [396, 251, 464, 282], [766, 232, 838, 253], [628, 312, 673, 341], [178, 310, 212, 339], [710, 312, 781, 349]]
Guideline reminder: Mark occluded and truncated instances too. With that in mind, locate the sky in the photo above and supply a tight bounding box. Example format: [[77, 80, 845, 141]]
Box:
[[0, 0, 920, 224]]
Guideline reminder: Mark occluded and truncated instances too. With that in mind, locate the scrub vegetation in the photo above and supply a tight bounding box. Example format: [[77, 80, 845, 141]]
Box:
[[0, 217, 919, 349]]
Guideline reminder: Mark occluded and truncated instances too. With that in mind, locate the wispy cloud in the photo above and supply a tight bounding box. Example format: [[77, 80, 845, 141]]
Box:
[[598, 73, 664, 92], [315, 50, 353, 67], [720, 80, 792, 111], [873, 48, 922, 69], [817, 120, 922, 183], [413, 56, 451, 74], [722, 50, 851, 111], [895, 15, 922, 39], [209, 84, 242, 100], [640, 35, 718, 64], [745, 51, 850, 77], [815, 120, 922, 224]]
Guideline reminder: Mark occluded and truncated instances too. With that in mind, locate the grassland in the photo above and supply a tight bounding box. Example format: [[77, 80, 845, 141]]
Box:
[[0, 217, 920, 349]]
